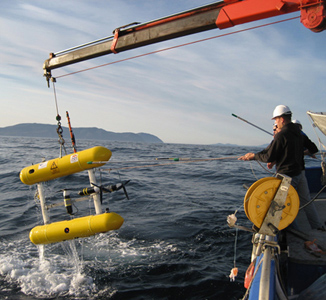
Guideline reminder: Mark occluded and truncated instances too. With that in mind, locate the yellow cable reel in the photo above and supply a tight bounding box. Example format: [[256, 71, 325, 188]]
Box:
[[244, 177, 299, 230]]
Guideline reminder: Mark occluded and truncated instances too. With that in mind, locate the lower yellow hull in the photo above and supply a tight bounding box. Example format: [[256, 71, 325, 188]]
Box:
[[29, 212, 124, 245]]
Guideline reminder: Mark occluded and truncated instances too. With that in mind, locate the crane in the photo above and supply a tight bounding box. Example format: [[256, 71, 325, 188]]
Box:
[[43, 0, 325, 83]]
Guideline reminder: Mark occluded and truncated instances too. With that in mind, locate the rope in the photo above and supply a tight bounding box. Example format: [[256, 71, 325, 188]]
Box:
[[241, 258, 264, 300], [256, 160, 275, 175], [299, 184, 326, 210], [249, 161, 259, 181], [100, 156, 240, 172], [322, 159, 326, 185], [54, 16, 299, 79], [233, 228, 238, 268]]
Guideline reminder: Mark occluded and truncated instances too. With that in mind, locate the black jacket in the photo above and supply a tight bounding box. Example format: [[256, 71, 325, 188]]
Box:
[[254, 122, 317, 177]]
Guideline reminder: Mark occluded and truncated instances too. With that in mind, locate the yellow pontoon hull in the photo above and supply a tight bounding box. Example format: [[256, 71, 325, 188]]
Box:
[[20, 146, 111, 185], [29, 212, 124, 245]]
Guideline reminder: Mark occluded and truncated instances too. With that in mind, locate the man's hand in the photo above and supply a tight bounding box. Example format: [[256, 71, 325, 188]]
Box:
[[238, 153, 255, 161], [267, 162, 276, 169]]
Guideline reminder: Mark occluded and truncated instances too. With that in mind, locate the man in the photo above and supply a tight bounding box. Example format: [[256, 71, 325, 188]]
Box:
[[293, 119, 317, 158], [239, 105, 323, 230]]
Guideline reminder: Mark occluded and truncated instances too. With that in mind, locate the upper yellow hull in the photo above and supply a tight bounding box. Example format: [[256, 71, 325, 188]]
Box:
[[20, 146, 112, 185]]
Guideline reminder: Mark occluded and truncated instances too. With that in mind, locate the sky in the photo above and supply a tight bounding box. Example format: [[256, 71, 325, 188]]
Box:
[[1, 0, 326, 146]]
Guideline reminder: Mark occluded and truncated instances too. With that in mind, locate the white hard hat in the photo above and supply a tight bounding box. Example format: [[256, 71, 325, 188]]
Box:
[[272, 105, 292, 119]]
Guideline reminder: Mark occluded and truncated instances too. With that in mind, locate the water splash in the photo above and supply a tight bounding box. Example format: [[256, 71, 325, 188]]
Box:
[[0, 239, 96, 298]]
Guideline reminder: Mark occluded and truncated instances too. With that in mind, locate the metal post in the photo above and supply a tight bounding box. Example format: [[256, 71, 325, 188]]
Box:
[[37, 183, 50, 224], [253, 234, 265, 261], [88, 169, 102, 214], [259, 235, 273, 300]]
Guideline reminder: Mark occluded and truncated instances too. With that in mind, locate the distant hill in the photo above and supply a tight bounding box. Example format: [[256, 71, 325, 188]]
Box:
[[0, 123, 164, 144]]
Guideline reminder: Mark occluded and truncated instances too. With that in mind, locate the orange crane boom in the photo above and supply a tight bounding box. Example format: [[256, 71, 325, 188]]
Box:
[[43, 0, 325, 80]]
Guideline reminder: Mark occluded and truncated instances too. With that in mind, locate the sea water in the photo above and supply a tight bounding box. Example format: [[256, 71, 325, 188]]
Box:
[[0, 136, 320, 299]]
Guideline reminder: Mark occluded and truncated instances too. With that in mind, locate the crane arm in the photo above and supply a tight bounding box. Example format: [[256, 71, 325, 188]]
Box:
[[43, 0, 325, 79]]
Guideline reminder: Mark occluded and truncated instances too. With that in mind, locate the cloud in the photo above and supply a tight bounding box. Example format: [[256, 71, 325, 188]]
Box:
[[1, 1, 326, 145]]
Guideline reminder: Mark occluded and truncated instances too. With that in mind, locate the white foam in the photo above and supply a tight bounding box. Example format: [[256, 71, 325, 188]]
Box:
[[0, 232, 178, 298], [0, 239, 96, 298]]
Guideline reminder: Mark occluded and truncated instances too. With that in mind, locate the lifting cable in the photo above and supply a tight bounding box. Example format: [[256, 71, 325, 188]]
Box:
[[53, 16, 299, 79], [52, 77, 67, 157]]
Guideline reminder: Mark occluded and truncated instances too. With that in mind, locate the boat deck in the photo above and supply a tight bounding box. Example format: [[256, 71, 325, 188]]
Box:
[[287, 198, 326, 262], [284, 197, 326, 297]]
